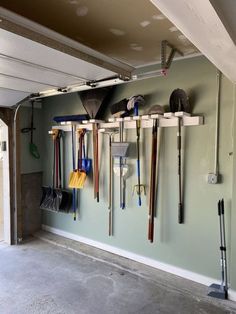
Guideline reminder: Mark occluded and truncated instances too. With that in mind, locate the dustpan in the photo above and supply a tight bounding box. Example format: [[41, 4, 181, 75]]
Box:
[[111, 142, 130, 157]]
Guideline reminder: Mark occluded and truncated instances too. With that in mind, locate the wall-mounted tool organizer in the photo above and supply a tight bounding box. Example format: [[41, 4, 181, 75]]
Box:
[[46, 111, 204, 241], [48, 112, 203, 133]]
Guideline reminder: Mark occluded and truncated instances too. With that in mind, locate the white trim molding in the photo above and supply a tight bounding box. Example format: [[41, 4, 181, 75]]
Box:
[[41, 224, 236, 302]]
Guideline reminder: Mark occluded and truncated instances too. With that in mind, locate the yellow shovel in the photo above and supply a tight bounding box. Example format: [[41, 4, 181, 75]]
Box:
[[68, 129, 87, 189], [69, 170, 86, 189]]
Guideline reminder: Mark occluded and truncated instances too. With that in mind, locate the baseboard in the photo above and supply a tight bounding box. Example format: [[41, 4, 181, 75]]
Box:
[[41, 224, 236, 302]]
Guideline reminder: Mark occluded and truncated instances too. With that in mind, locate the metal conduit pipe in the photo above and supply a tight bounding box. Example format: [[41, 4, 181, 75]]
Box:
[[12, 96, 30, 244]]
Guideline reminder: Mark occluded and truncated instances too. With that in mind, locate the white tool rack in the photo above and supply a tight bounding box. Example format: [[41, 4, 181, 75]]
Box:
[[48, 112, 204, 134]]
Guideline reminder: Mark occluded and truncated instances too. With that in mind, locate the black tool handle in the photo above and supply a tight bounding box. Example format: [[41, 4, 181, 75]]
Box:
[[58, 133, 62, 189], [178, 203, 184, 224], [30, 101, 34, 144], [221, 199, 224, 215], [218, 200, 221, 215], [177, 118, 183, 223]]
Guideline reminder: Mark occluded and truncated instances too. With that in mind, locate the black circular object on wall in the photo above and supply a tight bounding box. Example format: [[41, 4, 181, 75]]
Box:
[[169, 88, 190, 113]]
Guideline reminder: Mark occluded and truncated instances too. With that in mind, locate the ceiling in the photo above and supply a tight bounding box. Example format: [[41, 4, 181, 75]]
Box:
[[0, 0, 198, 68], [1, 0, 236, 107]]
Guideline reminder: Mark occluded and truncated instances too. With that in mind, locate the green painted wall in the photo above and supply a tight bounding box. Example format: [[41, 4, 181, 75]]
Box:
[[41, 56, 236, 289]]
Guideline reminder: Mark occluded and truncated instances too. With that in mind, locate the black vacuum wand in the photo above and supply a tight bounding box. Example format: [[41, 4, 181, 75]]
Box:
[[208, 199, 228, 300]]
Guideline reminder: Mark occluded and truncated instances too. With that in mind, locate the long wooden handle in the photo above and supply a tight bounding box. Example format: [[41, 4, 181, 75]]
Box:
[[95, 124, 99, 202], [92, 124, 97, 199], [177, 117, 183, 223], [148, 120, 158, 242], [108, 134, 113, 236]]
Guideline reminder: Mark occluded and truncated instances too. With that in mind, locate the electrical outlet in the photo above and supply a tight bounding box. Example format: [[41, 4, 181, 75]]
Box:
[[207, 173, 218, 184]]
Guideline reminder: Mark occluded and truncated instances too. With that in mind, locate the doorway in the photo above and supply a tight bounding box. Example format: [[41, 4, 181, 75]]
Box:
[[0, 120, 11, 244]]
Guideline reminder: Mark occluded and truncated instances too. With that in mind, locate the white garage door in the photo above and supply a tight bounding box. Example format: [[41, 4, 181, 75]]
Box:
[[0, 27, 126, 107]]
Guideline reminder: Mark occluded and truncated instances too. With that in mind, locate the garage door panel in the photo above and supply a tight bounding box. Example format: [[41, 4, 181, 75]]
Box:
[[0, 56, 86, 88], [0, 29, 116, 81], [0, 74, 57, 93], [0, 87, 29, 107]]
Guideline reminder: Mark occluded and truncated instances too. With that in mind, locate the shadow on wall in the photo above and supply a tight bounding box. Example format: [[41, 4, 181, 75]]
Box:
[[21, 172, 42, 237]]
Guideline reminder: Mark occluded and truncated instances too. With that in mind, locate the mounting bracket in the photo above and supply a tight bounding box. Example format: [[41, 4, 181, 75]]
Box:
[[161, 40, 183, 73]]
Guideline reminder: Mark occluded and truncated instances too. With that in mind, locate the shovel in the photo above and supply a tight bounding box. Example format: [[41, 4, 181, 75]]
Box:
[[69, 129, 87, 189], [40, 129, 71, 212], [169, 89, 190, 223], [81, 130, 92, 174]]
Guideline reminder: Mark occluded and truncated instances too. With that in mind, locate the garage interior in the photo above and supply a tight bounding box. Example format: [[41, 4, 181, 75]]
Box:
[[1, 0, 236, 313]]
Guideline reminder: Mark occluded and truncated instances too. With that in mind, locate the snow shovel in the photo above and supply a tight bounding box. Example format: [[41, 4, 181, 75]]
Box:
[[53, 132, 69, 212], [169, 89, 190, 224], [40, 130, 71, 212], [208, 199, 228, 299], [40, 129, 59, 210]]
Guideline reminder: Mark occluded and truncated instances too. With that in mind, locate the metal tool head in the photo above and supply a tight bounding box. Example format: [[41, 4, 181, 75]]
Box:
[[127, 95, 145, 111], [101, 128, 119, 136], [208, 283, 228, 300], [132, 184, 146, 196], [169, 89, 190, 113], [148, 105, 165, 115], [113, 162, 128, 177]]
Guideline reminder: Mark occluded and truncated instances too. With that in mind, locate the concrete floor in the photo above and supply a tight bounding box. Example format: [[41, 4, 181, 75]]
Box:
[[0, 233, 236, 314]]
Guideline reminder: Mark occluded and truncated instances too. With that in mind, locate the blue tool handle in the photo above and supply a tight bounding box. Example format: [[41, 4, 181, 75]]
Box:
[[138, 195, 141, 206], [73, 189, 76, 221], [134, 103, 139, 116]]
